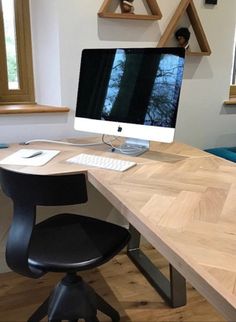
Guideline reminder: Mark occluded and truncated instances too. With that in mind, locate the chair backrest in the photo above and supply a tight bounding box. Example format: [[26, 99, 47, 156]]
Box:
[[0, 167, 88, 278], [0, 168, 88, 206]]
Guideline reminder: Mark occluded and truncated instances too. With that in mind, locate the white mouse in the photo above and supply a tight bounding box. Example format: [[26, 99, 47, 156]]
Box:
[[20, 150, 43, 158]]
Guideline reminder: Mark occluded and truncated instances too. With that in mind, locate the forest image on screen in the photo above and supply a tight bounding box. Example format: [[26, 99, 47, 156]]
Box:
[[77, 49, 185, 128]]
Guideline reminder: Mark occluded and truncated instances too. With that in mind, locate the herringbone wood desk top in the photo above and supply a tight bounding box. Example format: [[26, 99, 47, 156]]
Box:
[[1, 138, 236, 321]]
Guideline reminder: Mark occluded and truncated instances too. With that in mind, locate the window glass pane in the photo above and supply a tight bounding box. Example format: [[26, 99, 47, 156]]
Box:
[[233, 45, 236, 84], [2, 0, 19, 90], [232, 27, 236, 84]]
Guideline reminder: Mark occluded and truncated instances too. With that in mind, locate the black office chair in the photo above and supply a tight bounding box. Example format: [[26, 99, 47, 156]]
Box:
[[0, 167, 130, 322]]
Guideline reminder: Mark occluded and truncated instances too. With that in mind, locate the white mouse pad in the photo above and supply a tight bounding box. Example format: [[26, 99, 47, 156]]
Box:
[[0, 149, 60, 166]]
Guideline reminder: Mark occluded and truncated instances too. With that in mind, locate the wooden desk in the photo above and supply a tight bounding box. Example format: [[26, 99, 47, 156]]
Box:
[[1, 138, 236, 321]]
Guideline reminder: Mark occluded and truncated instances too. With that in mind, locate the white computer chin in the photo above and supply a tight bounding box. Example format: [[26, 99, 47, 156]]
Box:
[[74, 117, 175, 155]]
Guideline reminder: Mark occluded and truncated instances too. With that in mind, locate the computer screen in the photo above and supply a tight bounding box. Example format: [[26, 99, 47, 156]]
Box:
[[75, 47, 185, 154]]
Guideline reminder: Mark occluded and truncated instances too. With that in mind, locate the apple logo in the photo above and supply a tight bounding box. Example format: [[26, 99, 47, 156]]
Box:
[[117, 126, 122, 132]]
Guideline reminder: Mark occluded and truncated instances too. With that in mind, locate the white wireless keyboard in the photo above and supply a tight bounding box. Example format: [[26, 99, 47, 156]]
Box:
[[67, 153, 136, 172]]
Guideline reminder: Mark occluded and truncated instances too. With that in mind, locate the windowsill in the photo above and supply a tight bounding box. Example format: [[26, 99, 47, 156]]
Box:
[[224, 98, 236, 105], [224, 85, 236, 105], [0, 104, 70, 114]]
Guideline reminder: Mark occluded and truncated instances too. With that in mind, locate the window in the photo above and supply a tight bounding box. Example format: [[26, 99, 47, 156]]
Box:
[[232, 43, 236, 85], [0, 0, 35, 104], [228, 27, 236, 100]]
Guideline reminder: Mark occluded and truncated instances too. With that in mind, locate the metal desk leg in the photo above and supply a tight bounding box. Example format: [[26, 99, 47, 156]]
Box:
[[127, 224, 186, 308]]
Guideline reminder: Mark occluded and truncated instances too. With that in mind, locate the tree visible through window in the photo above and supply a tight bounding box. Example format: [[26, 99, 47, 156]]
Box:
[[0, 0, 34, 104]]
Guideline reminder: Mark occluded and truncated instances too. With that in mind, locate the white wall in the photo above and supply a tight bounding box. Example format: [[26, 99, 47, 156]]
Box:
[[31, 0, 61, 106], [0, 0, 235, 148]]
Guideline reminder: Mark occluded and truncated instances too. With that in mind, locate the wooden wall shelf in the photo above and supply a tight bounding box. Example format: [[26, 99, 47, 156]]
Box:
[[157, 0, 211, 56], [98, 0, 162, 20]]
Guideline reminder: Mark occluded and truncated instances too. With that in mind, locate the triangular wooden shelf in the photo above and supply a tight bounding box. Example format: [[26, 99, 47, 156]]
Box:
[[157, 0, 211, 56], [98, 0, 162, 20]]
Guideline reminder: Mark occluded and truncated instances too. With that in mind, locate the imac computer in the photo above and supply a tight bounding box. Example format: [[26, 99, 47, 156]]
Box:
[[74, 47, 185, 155]]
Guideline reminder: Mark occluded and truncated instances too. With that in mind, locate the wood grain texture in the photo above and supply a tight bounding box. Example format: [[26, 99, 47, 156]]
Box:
[[0, 104, 69, 114], [0, 245, 223, 321], [0, 138, 235, 320]]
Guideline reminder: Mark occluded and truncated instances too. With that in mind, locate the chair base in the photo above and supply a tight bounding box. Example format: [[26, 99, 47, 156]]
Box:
[[28, 273, 120, 322]]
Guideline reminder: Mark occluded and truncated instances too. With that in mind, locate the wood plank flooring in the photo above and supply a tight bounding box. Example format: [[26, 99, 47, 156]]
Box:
[[0, 244, 224, 322]]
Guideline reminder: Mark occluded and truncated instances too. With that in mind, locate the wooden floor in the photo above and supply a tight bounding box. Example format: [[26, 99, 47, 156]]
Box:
[[0, 244, 224, 322]]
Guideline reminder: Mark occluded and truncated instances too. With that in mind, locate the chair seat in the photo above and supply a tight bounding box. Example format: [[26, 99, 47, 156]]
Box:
[[29, 214, 130, 272]]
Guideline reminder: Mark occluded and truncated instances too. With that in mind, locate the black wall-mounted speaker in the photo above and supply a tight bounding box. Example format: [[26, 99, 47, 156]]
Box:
[[205, 0, 217, 4]]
